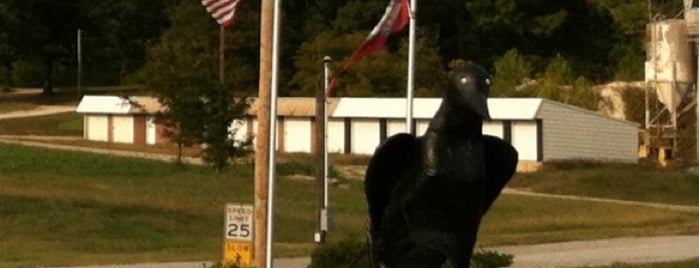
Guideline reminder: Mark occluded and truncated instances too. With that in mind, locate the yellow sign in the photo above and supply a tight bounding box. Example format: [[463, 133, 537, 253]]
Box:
[[224, 241, 253, 265]]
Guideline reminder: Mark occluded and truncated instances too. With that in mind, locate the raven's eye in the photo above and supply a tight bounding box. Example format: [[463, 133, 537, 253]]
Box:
[[460, 77, 468, 84], [485, 78, 491, 85]]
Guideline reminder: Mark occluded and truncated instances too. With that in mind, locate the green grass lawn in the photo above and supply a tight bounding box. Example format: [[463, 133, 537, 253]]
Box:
[[509, 161, 699, 206], [588, 258, 699, 268], [0, 102, 38, 113], [0, 112, 83, 136], [0, 144, 363, 267], [1, 144, 699, 267]]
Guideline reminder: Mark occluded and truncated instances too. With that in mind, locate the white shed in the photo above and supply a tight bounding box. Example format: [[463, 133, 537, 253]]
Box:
[[76, 95, 166, 145]]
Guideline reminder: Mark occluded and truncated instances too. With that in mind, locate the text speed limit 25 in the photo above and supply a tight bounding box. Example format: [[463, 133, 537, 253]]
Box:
[[225, 203, 253, 241]]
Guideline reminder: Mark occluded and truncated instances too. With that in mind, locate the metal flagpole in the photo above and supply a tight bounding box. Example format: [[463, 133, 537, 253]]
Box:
[[77, 29, 82, 98], [220, 26, 225, 85], [314, 56, 332, 244], [323, 56, 331, 239], [265, 0, 282, 266], [406, 0, 417, 134]]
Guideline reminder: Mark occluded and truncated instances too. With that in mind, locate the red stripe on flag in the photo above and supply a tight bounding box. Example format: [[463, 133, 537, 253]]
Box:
[[202, 0, 242, 28], [352, 0, 409, 62]]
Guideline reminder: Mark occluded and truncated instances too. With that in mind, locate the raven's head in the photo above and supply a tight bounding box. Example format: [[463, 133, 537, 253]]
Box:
[[447, 63, 491, 120]]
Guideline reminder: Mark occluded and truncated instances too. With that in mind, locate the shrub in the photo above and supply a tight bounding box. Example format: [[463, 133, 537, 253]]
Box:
[[309, 239, 370, 268], [471, 249, 514, 268], [209, 261, 254, 268]]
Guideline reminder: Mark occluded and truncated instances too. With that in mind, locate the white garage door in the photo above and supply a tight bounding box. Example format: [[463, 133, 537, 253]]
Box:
[[351, 119, 380, 155], [328, 120, 345, 154], [511, 121, 538, 161], [386, 119, 406, 137], [284, 118, 312, 153], [112, 116, 134, 144], [86, 115, 109, 142], [146, 117, 157, 145], [415, 120, 430, 136], [483, 121, 504, 138]]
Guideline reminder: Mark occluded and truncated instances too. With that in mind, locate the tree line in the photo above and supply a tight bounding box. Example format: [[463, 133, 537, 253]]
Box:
[[0, 0, 686, 95]]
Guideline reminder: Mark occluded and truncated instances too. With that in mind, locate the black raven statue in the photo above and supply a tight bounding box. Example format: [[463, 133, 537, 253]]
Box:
[[364, 63, 518, 268]]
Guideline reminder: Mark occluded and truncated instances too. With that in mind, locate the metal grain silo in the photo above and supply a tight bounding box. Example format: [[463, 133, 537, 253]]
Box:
[[684, 0, 699, 36], [645, 20, 694, 112]]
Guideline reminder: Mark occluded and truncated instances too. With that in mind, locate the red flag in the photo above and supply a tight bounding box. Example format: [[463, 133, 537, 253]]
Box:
[[349, 0, 410, 62], [326, 0, 411, 97], [202, 0, 243, 28]]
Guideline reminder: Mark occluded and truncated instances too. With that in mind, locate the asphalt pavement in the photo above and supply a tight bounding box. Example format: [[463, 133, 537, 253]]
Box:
[[47, 235, 699, 268], [493, 235, 699, 267]]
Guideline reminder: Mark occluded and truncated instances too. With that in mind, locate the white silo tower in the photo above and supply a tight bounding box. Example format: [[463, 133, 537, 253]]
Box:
[[643, 19, 695, 163]]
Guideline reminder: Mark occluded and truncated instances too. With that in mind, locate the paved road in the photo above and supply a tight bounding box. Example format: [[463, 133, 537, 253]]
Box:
[[48, 235, 699, 268], [49, 258, 309, 268], [494, 235, 699, 267]]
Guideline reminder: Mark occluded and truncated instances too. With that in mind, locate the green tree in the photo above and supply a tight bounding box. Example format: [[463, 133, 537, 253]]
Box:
[[567, 76, 600, 111], [537, 54, 572, 101], [136, 0, 254, 171], [492, 49, 533, 97], [79, 0, 179, 85], [5, 0, 83, 95], [420, 0, 619, 81], [0, 2, 19, 91], [529, 54, 600, 111], [0, 0, 179, 90]]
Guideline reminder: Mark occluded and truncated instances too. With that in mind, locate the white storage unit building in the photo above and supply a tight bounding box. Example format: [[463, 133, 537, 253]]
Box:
[[242, 97, 639, 163], [78, 96, 640, 163], [76, 95, 166, 145]]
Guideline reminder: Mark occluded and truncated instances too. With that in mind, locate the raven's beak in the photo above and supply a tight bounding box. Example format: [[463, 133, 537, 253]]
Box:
[[471, 93, 490, 120]]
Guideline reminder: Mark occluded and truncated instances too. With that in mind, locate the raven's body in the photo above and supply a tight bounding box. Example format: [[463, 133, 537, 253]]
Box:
[[365, 64, 518, 268]]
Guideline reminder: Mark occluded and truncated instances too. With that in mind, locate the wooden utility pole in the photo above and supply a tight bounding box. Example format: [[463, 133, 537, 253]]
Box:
[[255, 0, 274, 266]]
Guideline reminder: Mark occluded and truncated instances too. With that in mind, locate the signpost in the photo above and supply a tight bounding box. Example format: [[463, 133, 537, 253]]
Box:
[[224, 203, 254, 266]]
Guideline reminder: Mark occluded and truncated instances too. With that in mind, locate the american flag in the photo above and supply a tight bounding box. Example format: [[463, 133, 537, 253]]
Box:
[[202, 0, 242, 28]]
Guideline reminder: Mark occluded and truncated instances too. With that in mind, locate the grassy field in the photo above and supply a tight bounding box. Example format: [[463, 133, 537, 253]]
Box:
[[0, 102, 38, 113], [2, 143, 699, 267], [0, 144, 364, 267], [0, 112, 83, 136], [509, 161, 699, 206], [591, 258, 699, 268]]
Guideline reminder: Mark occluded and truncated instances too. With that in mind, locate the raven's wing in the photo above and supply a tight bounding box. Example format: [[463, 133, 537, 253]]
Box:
[[482, 135, 518, 214], [364, 133, 421, 233]]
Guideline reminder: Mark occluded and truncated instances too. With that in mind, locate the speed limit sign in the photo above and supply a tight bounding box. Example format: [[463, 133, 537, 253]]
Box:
[[225, 203, 254, 241]]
